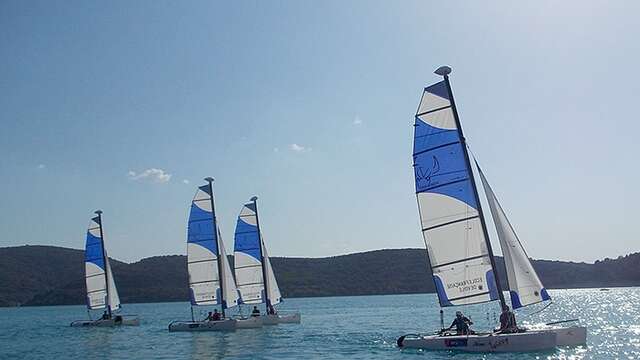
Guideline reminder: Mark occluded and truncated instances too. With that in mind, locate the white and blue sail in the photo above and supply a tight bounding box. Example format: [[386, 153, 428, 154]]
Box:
[[187, 182, 239, 310], [476, 163, 550, 309], [413, 77, 499, 307], [84, 213, 120, 312], [233, 200, 282, 307]]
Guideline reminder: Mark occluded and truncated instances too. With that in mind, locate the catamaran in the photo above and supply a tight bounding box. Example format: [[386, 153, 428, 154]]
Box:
[[71, 210, 139, 327], [168, 178, 262, 332], [396, 66, 586, 352], [233, 197, 301, 325]]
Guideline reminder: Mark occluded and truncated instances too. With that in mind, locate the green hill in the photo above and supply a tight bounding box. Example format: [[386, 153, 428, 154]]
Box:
[[0, 245, 638, 307]]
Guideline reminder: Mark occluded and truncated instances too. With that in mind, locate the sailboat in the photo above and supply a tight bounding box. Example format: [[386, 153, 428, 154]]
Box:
[[71, 210, 139, 327], [396, 66, 586, 351], [168, 178, 262, 332], [233, 197, 301, 325]]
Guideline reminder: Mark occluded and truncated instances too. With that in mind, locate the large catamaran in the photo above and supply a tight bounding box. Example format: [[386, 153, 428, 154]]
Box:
[[71, 211, 139, 327], [168, 178, 262, 332], [397, 66, 586, 352], [233, 197, 301, 324]]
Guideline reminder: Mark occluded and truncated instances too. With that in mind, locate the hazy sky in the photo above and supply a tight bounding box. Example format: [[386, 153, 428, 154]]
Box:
[[1, 1, 638, 263]]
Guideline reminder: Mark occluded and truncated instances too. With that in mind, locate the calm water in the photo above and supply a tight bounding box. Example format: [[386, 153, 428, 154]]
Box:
[[1, 288, 639, 359]]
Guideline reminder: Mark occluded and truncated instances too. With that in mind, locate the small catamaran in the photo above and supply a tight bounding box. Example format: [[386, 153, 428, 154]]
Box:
[[397, 66, 586, 352], [233, 197, 301, 325], [169, 178, 262, 332], [71, 211, 139, 327]]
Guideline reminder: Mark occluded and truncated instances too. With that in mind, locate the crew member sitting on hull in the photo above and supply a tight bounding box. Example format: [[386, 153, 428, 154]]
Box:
[[497, 305, 518, 333], [444, 311, 474, 335], [267, 304, 276, 315], [212, 309, 221, 321], [204, 311, 214, 321], [251, 306, 261, 317], [101, 311, 110, 320]]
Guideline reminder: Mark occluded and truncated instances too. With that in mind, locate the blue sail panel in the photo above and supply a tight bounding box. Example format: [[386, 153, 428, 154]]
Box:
[[234, 216, 261, 261], [84, 215, 107, 310]]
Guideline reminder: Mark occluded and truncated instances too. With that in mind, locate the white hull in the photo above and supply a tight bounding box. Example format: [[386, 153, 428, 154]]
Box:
[[168, 319, 236, 332], [234, 316, 263, 328], [398, 331, 556, 352], [261, 312, 301, 325], [71, 315, 139, 327], [535, 326, 587, 346]]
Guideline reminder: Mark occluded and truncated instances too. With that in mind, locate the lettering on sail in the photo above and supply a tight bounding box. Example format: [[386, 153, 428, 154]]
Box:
[[446, 277, 484, 294]]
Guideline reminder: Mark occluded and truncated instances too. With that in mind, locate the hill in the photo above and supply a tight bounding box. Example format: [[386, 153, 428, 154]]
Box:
[[1, 245, 639, 307]]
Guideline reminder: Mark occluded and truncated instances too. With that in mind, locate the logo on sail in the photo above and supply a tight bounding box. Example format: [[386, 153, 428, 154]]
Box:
[[416, 156, 440, 186]]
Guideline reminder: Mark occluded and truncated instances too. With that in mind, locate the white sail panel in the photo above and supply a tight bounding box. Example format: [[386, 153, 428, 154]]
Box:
[[105, 255, 121, 311], [477, 164, 550, 308], [413, 80, 499, 307], [218, 230, 240, 308], [263, 245, 282, 305]]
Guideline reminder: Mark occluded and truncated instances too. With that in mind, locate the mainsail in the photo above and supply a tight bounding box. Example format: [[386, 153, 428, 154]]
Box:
[[413, 67, 501, 307], [84, 212, 119, 311], [234, 199, 282, 306], [476, 163, 550, 309], [187, 180, 239, 310]]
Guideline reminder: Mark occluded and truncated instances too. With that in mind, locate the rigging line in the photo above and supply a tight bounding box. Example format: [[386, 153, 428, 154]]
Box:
[[521, 301, 554, 317]]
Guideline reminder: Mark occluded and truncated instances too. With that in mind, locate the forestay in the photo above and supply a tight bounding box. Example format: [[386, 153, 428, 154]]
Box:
[[413, 81, 498, 306], [476, 163, 550, 308]]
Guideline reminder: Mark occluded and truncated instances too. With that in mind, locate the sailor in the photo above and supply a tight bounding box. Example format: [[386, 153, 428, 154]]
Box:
[[498, 305, 518, 333], [101, 311, 110, 320], [204, 311, 214, 321], [267, 304, 276, 315], [212, 309, 221, 321], [445, 311, 473, 335], [251, 306, 261, 317]]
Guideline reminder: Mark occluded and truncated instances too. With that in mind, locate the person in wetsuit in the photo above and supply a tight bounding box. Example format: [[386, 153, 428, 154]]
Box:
[[101, 311, 110, 320], [498, 305, 518, 333], [212, 309, 221, 321], [251, 306, 261, 317], [445, 311, 474, 335]]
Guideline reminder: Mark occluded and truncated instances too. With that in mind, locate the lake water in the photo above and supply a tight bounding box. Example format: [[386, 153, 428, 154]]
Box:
[[1, 288, 639, 359]]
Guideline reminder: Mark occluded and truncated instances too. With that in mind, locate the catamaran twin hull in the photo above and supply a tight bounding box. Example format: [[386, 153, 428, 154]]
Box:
[[261, 312, 302, 325], [168, 317, 264, 332], [70, 316, 140, 327], [398, 331, 556, 352]]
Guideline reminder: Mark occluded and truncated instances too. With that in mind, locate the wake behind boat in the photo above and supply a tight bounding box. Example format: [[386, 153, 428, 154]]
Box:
[[233, 197, 301, 325], [71, 211, 139, 327], [168, 178, 261, 332], [396, 66, 586, 352]]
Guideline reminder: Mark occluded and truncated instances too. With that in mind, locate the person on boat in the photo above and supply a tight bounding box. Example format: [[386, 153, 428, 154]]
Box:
[[212, 309, 221, 321], [204, 311, 214, 321], [267, 304, 276, 315], [445, 311, 474, 335], [251, 306, 261, 317], [497, 305, 518, 333], [101, 311, 110, 320]]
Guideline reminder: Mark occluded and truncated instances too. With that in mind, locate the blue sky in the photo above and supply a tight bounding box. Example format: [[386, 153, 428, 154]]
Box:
[[1, 1, 638, 263]]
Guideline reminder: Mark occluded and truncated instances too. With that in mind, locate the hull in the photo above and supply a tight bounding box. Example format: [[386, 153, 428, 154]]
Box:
[[539, 326, 587, 346], [168, 319, 236, 332], [235, 316, 263, 329], [262, 312, 301, 325], [70, 316, 139, 327], [398, 331, 556, 352]]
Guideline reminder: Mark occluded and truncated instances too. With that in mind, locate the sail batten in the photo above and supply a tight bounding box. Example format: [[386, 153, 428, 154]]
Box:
[[476, 163, 550, 309], [413, 79, 499, 307]]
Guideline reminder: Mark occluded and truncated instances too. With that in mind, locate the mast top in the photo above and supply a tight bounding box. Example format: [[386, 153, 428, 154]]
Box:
[[250, 196, 258, 202], [434, 66, 452, 77], [204, 177, 214, 183], [94, 210, 103, 215]]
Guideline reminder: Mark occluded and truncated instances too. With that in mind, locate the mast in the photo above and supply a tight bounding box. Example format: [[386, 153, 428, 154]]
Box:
[[205, 177, 226, 317], [94, 209, 111, 317], [251, 196, 271, 309], [435, 65, 508, 311]]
